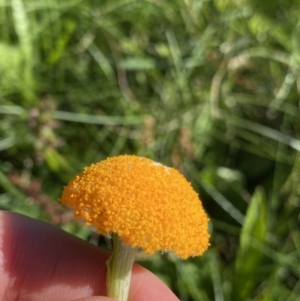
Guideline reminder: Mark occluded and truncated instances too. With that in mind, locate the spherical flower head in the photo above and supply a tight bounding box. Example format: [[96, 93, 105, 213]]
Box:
[[60, 155, 210, 259]]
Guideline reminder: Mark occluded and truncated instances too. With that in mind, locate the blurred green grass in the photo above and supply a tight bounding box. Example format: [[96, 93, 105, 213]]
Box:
[[1, 0, 300, 300]]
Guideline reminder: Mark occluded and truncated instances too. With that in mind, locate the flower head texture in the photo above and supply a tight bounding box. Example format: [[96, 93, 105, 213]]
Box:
[[60, 155, 210, 259]]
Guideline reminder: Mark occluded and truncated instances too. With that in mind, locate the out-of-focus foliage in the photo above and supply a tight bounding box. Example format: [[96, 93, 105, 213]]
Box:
[[1, 0, 300, 300]]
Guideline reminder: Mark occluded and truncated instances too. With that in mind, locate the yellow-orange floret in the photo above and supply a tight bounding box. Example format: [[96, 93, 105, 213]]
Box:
[[60, 155, 210, 259]]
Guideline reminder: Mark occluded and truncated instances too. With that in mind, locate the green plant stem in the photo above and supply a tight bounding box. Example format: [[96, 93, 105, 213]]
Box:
[[106, 234, 138, 301]]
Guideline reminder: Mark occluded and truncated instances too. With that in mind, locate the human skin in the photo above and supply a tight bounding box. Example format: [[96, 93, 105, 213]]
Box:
[[0, 211, 179, 301]]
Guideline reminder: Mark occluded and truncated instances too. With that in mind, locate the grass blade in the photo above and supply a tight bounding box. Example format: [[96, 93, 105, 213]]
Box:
[[233, 187, 268, 300]]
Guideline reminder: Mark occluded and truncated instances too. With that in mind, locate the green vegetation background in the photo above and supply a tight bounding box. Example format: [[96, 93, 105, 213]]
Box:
[[1, 0, 300, 300]]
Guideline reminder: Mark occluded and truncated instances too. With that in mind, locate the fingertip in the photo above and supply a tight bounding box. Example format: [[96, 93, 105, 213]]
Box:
[[130, 264, 179, 301], [0, 211, 108, 300]]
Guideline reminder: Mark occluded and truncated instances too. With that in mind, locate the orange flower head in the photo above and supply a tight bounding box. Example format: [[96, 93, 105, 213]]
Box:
[[60, 155, 210, 259]]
